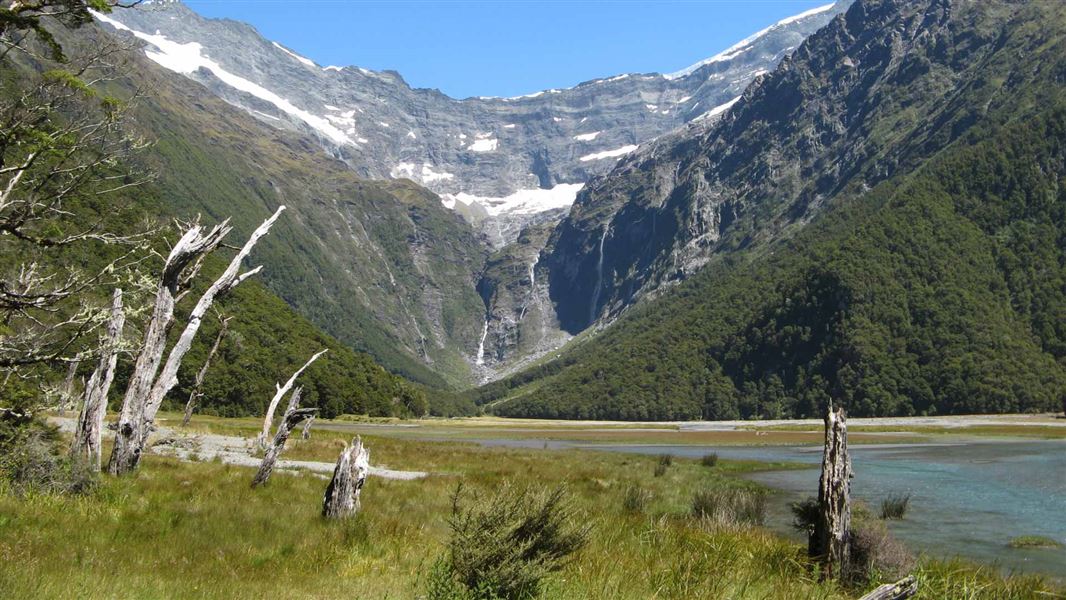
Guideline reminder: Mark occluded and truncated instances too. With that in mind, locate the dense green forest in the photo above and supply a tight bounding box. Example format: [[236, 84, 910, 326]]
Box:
[[482, 104, 1066, 420]]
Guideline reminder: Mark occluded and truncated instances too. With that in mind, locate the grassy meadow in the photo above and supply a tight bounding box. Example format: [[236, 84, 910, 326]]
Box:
[[0, 415, 1061, 599]]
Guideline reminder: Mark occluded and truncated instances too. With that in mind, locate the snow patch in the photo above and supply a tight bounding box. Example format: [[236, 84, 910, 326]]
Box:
[[469, 137, 498, 152], [271, 41, 315, 67], [573, 131, 601, 142], [441, 183, 584, 217], [91, 11, 352, 145], [579, 145, 638, 162]]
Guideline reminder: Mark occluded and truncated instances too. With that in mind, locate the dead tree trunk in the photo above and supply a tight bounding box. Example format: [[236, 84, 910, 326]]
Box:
[[811, 402, 852, 580], [322, 436, 370, 519], [251, 387, 316, 487], [182, 315, 231, 427], [109, 206, 285, 475], [57, 360, 79, 416], [301, 414, 315, 440], [71, 289, 125, 470], [858, 576, 918, 600], [256, 349, 327, 449]]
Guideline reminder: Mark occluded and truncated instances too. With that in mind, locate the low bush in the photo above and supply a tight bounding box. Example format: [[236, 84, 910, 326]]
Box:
[[700, 453, 719, 467], [789, 496, 818, 535], [691, 488, 766, 527], [0, 417, 96, 496], [428, 483, 590, 600], [849, 520, 914, 583], [880, 494, 910, 520]]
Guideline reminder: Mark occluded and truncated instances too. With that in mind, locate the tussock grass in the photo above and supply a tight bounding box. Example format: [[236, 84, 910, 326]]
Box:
[[691, 488, 766, 527], [700, 453, 719, 468], [1008, 535, 1062, 549], [0, 420, 1060, 599], [880, 493, 911, 520]]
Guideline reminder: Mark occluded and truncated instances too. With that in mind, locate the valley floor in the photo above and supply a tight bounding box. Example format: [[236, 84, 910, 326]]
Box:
[[0, 412, 1062, 598]]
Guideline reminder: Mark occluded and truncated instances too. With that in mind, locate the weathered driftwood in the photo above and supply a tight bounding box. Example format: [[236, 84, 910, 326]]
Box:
[[109, 207, 285, 475], [182, 315, 231, 426], [322, 436, 370, 519], [858, 575, 918, 600], [251, 387, 316, 487], [71, 289, 125, 471], [301, 414, 315, 440], [256, 348, 327, 449], [811, 402, 852, 580]]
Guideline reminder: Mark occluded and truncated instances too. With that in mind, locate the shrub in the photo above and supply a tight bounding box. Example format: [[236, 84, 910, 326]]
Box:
[[0, 417, 96, 496], [621, 484, 653, 514], [880, 494, 910, 520], [653, 462, 668, 477], [849, 520, 914, 583], [700, 453, 719, 467], [657, 454, 673, 467], [691, 488, 766, 527], [790, 496, 819, 534], [429, 483, 590, 600]]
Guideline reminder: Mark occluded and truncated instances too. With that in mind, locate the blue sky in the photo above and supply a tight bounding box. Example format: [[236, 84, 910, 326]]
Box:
[[186, 1, 832, 99]]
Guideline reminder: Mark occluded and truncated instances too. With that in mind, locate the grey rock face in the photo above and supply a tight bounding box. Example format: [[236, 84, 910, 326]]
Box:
[[92, 0, 851, 379], [544, 0, 988, 334], [99, 0, 847, 246]]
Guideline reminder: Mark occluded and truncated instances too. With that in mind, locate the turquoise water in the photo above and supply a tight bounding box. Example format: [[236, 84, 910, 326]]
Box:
[[472, 437, 1066, 577]]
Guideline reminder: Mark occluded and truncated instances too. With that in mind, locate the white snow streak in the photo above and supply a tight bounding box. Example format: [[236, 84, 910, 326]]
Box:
[[469, 138, 498, 152], [573, 131, 601, 141], [665, 3, 834, 79], [91, 11, 352, 145], [271, 41, 315, 67], [579, 145, 638, 162], [441, 183, 584, 217]]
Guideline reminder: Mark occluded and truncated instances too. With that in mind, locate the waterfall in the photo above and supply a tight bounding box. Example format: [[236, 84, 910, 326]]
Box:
[[588, 226, 609, 324], [528, 255, 538, 288], [475, 318, 489, 365]]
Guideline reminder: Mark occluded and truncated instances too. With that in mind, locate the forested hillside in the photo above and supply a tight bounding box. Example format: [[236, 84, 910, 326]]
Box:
[[479, 0, 1066, 420], [0, 22, 474, 418]]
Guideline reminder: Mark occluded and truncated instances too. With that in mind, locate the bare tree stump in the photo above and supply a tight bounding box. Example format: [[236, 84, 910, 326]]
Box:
[[251, 387, 316, 487], [322, 436, 370, 519], [301, 414, 315, 440], [57, 360, 79, 417], [182, 315, 230, 427], [71, 289, 125, 471], [256, 349, 327, 449], [109, 207, 284, 475], [811, 402, 852, 580], [858, 576, 918, 600]]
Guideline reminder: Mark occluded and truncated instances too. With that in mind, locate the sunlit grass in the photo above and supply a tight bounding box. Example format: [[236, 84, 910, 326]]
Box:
[[2, 419, 1061, 599]]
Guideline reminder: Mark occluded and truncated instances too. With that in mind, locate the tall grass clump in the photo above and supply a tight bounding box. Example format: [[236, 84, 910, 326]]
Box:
[[879, 493, 910, 520], [691, 488, 766, 527], [653, 454, 673, 477], [700, 453, 719, 467], [621, 483, 653, 514], [428, 483, 590, 600]]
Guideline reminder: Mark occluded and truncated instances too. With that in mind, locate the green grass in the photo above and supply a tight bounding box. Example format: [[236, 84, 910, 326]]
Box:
[[1008, 536, 1063, 549], [0, 422, 1060, 599]]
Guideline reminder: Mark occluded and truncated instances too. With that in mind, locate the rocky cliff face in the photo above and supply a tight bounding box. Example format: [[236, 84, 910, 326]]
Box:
[[544, 0, 1000, 333], [90, 0, 853, 381], [96, 0, 848, 247]]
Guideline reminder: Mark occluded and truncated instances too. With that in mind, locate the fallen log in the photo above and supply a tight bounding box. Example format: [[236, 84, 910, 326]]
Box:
[[858, 575, 918, 600], [322, 436, 370, 519], [251, 387, 316, 487]]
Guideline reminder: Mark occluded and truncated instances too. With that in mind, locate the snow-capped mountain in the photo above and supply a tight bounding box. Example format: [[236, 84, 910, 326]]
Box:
[[94, 0, 848, 246]]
